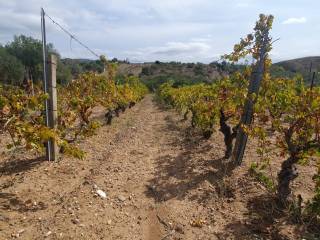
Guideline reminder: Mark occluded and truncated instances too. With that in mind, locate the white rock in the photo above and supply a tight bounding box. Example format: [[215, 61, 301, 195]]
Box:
[[97, 190, 107, 199], [72, 218, 80, 224], [118, 195, 126, 202], [44, 231, 52, 237]]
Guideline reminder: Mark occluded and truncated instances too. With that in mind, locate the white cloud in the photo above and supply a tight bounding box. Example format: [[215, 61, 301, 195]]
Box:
[[282, 17, 307, 25], [0, 1, 319, 62], [123, 40, 217, 62], [152, 41, 211, 55]]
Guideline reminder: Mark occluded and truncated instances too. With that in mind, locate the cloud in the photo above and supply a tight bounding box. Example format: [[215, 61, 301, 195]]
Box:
[[282, 17, 307, 25], [0, 1, 319, 62], [152, 41, 210, 55], [122, 39, 220, 63]]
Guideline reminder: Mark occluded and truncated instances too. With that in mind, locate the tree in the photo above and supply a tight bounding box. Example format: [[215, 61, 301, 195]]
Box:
[[81, 60, 104, 73], [5, 35, 56, 84], [111, 57, 118, 63], [57, 60, 72, 85], [0, 46, 24, 85], [6, 35, 43, 84], [141, 66, 151, 76]]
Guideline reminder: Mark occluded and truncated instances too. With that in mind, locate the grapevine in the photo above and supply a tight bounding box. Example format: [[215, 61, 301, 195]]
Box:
[[158, 14, 320, 221], [0, 61, 148, 159]]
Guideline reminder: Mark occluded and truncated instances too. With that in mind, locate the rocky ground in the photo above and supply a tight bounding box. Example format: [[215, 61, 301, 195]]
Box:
[[0, 95, 318, 240]]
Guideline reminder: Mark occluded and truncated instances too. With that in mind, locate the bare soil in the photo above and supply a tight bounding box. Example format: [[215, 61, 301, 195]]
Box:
[[0, 95, 318, 240]]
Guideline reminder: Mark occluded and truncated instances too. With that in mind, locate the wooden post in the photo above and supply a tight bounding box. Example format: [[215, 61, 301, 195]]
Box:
[[232, 30, 270, 166], [47, 54, 59, 161]]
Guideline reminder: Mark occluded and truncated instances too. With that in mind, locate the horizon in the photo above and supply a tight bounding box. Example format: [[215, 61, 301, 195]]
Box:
[[1, 1, 320, 63], [59, 55, 320, 65]]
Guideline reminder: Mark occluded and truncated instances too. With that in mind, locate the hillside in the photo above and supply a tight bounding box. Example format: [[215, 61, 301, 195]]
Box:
[[117, 63, 147, 77], [116, 61, 244, 90], [274, 56, 320, 82], [57, 57, 320, 88], [116, 57, 320, 90]]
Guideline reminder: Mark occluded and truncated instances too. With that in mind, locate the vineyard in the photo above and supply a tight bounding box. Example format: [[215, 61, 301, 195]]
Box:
[[1, 13, 320, 240], [158, 14, 320, 223], [0, 62, 148, 159]]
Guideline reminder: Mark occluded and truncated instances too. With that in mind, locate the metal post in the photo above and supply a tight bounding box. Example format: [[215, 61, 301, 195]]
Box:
[[311, 72, 316, 90], [48, 54, 58, 160], [41, 8, 52, 161]]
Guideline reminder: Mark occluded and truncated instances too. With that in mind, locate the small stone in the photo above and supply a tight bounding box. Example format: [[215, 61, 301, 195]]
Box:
[[118, 195, 126, 202], [107, 220, 112, 225], [44, 231, 52, 237], [71, 218, 80, 224], [11, 233, 19, 238], [97, 189, 107, 199]]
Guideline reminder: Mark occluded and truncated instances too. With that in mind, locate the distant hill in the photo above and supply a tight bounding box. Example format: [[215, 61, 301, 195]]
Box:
[[117, 63, 147, 77], [138, 62, 225, 90], [273, 56, 320, 83], [59, 56, 320, 88], [116, 61, 244, 90]]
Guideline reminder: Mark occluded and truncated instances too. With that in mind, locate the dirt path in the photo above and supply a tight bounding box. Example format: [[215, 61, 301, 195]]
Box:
[[0, 95, 311, 240]]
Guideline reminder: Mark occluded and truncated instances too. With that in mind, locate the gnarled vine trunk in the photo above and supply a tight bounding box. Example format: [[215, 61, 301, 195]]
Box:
[[277, 127, 299, 205], [277, 155, 299, 205], [120, 105, 126, 113], [105, 111, 113, 125], [115, 107, 121, 117], [129, 102, 135, 108], [219, 109, 238, 159]]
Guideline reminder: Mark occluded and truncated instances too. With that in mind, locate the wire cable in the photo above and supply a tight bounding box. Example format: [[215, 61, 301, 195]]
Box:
[[44, 11, 100, 58]]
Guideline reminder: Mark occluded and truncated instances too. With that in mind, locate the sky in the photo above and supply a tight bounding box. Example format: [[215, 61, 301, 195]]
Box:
[[0, 0, 319, 63]]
